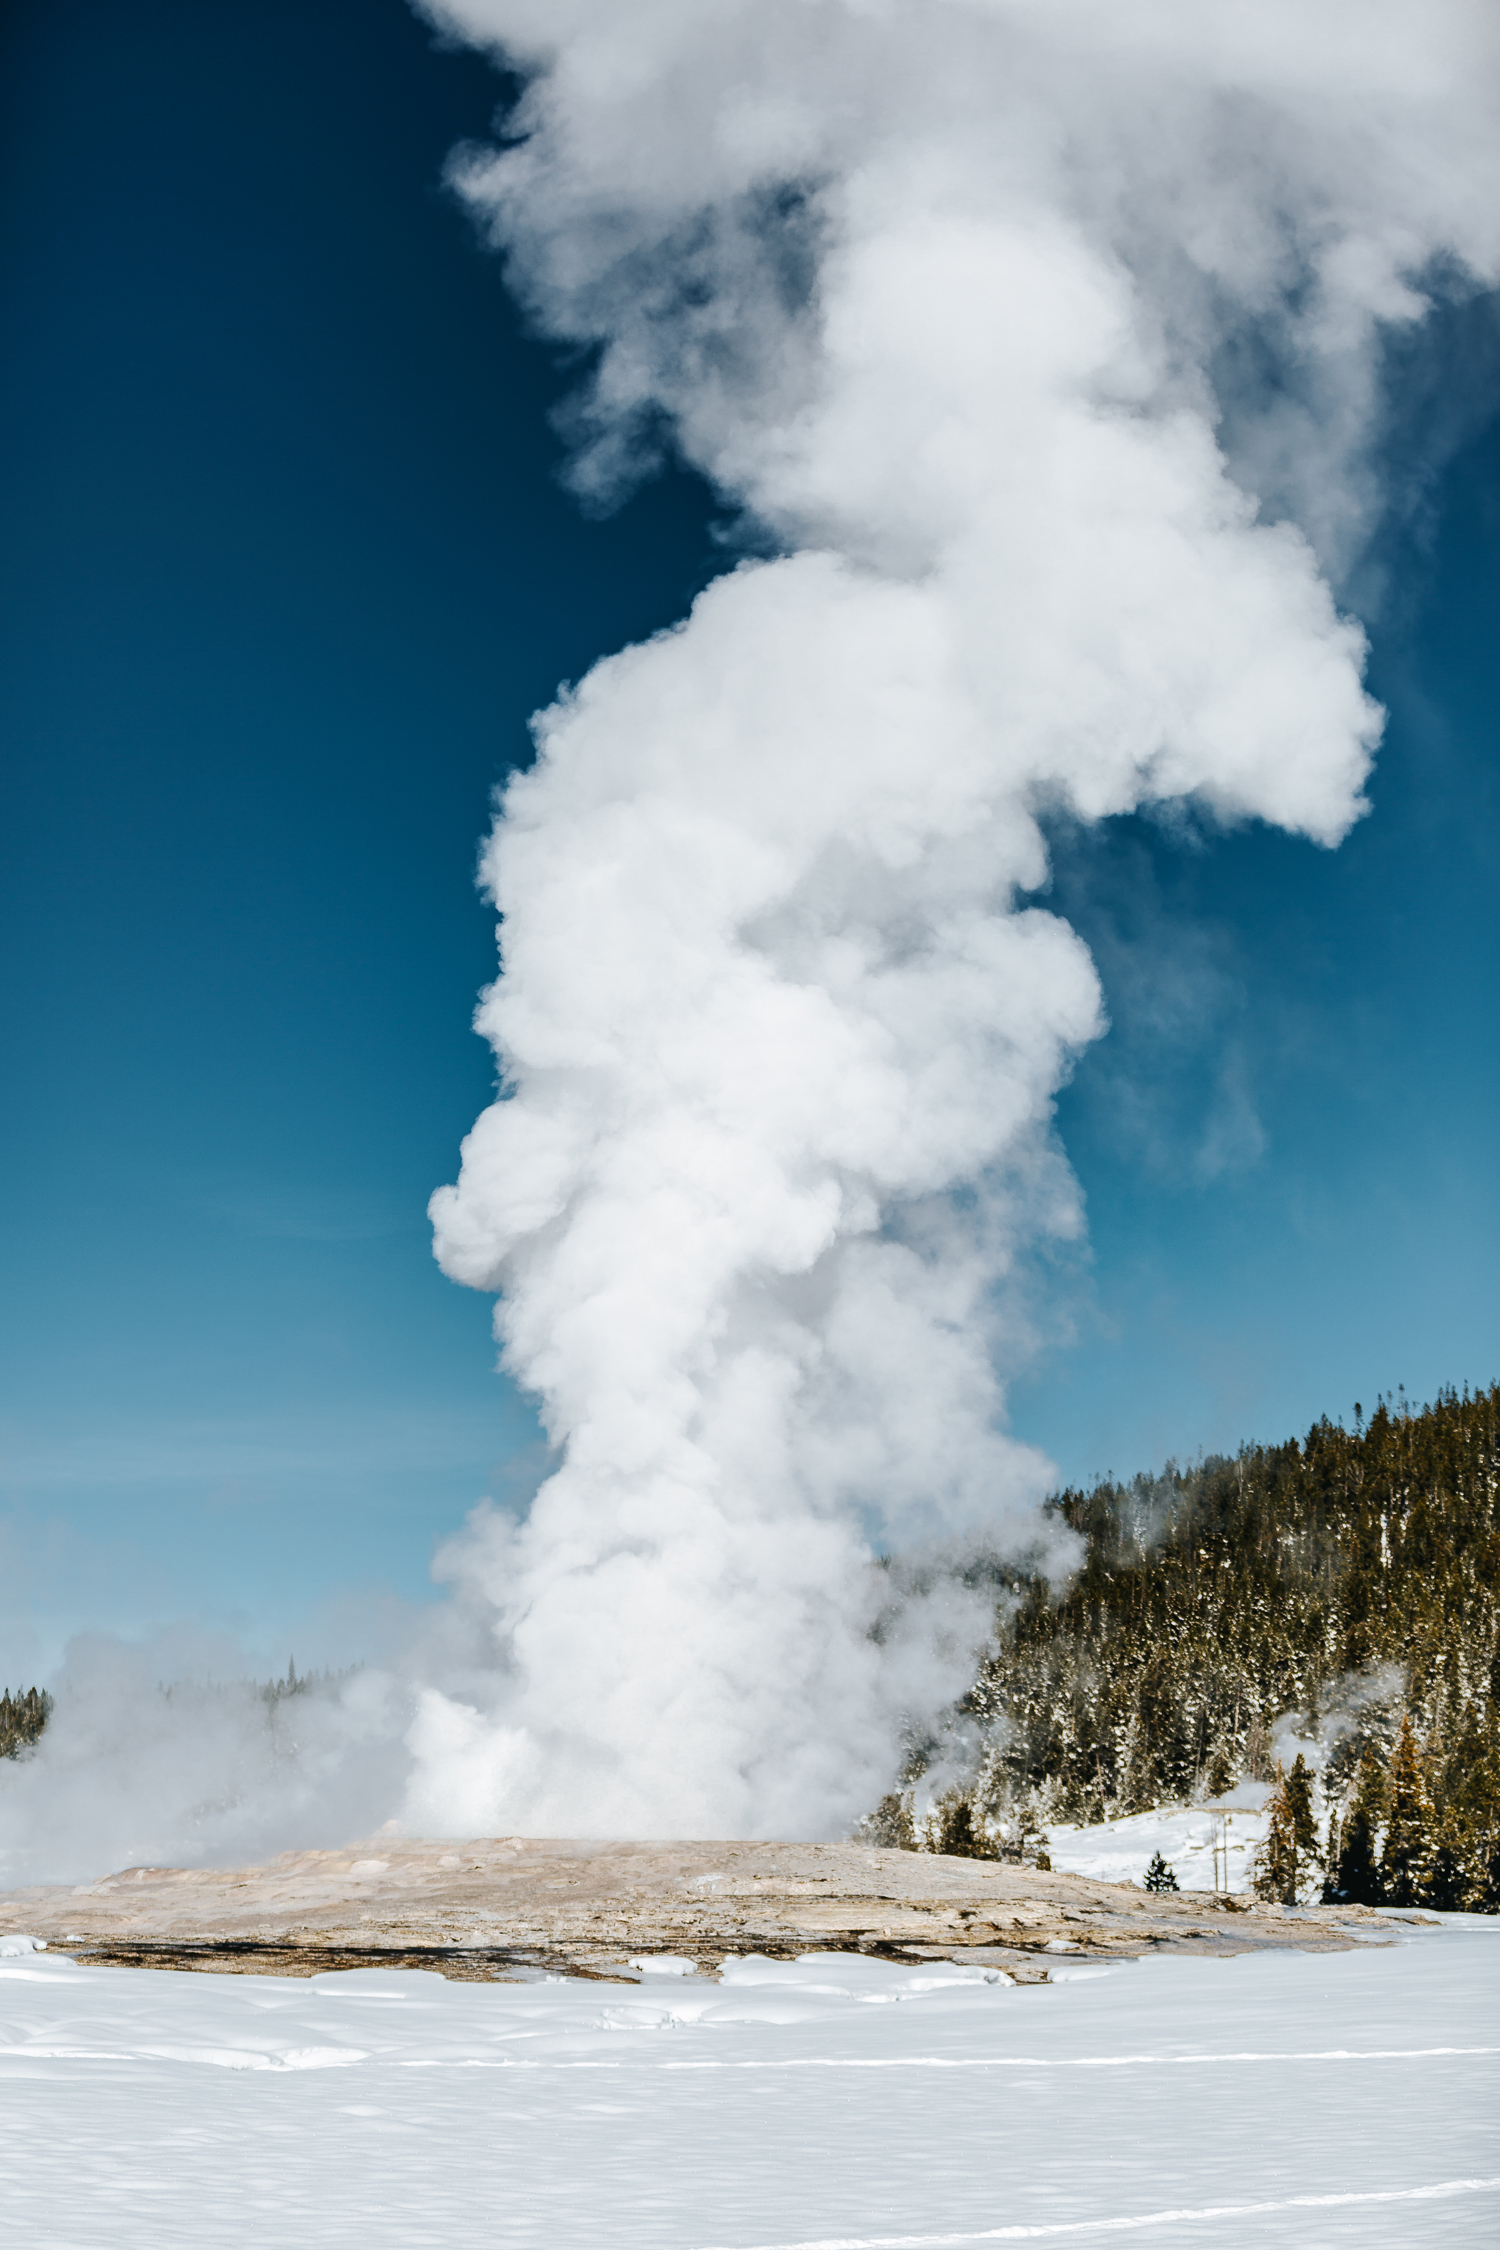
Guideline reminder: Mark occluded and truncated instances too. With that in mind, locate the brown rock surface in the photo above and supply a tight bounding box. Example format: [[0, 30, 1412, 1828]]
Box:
[[1, 1836, 1387, 1982]]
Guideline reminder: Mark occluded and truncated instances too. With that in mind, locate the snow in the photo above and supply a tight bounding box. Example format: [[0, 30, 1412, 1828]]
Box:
[[1043, 1789, 1271, 1892], [1, 1921, 1496, 2246]]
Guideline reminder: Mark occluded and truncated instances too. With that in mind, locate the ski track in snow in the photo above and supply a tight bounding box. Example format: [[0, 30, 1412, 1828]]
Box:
[[0, 1917, 1495, 2247], [705, 2175, 1500, 2249]]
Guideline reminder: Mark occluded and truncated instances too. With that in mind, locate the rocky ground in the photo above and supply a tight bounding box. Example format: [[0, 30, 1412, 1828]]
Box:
[[1, 1836, 1399, 1982]]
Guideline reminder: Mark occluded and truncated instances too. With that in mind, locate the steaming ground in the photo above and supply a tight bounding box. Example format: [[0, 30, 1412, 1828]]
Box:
[[2, 1919, 1496, 2246]]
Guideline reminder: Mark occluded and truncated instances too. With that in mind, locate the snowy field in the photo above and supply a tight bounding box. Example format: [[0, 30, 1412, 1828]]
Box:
[[2, 1920, 1496, 2249], [1043, 1788, 1270, 1892]]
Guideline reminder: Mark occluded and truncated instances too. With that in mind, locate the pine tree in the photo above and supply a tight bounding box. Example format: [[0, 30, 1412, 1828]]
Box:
[[1284, 1754, 1320, 1873], [859, 1792, 917, 1851], [1326, 1740, 1386, 1904], [930, 1793, 1015, 1861], [1144, 1851, 1179, 1892], [1381, 1716, 1438, 1907], [1003, 1800, 1050, 1867], [1252, 1756, 1322, 1904], [937, 1798, 985, 1858], [0, 1686, 52, 1760], [1206, 1744, 1235, 1796], [1427, 1720, 1500, 1910], [1254, 1763, 1301, 1904]]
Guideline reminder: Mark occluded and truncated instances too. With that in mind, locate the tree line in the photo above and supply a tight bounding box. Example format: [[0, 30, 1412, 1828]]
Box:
[[1255, 1705, 1500, 1912], [0, 1686, 51, 1761], [0, 1661, 340, 1762]]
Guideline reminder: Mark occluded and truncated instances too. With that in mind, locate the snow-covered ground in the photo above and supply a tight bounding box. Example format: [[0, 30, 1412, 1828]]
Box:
[[2, 1918, 1496, 2247], [1043, 1787, 1271, 1892]]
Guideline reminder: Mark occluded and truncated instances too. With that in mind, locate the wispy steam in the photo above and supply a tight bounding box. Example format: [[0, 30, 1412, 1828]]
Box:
[[6, 1, 1495, 1876], [0, 1634, 411, 1888]]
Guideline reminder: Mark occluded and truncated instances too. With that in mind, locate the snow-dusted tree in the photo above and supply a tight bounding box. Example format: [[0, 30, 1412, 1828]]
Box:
[[1381, 1716, 1438, 1906], [1284, 1754, 1321, 1875], [1253, 1764, 1300, 1905], [931, 1795, 1000, 1861], [1325, 1741, 1386, 1904], [0, 1686, 50, 1760], [1428, 1715, 1500, 1910]]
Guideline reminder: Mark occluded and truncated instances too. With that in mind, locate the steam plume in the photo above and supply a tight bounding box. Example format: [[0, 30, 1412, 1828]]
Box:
[[409, 0, 1497, 1839]]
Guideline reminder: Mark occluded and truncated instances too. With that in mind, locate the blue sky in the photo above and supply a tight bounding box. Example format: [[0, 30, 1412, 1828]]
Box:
[[2, 0, 1496, 1672]]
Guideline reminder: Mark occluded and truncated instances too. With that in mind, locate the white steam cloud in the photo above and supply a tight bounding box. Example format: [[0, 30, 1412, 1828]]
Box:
[[0, 1634, 414, 1888], [4, 0, 1496, 1879], [408, 0, 1497, 1838]]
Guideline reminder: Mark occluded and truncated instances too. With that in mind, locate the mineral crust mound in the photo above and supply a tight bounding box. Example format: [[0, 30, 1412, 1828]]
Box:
[[2, 1836, 1388, 1981]]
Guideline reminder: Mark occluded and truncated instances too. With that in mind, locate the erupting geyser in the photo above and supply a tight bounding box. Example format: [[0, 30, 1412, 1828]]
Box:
[[411, 0, 1498, 1837], [9, 1, 1493, 1886]]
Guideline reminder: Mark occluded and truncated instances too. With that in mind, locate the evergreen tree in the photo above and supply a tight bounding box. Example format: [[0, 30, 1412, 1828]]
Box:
[[859, 1791, 917, 1851], [1144, 1851, 1179, 1892], [935, 1797, 994, 1859], [1381, 1716, 1438, 1906], [0, 1686, 51, 1760], [1001, 1800, 1051, 1867], [1427, 1720, 1500, 1910], [1285, 1753, 1321, 1877], [1325, 1740, 1386, 1904], [1250, 1755, 1323, 1904], [1254, 1764, 1300, 1903]]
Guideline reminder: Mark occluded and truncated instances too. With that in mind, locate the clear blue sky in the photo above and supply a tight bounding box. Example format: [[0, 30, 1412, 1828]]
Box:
[[2, 0, 1496, 1674]]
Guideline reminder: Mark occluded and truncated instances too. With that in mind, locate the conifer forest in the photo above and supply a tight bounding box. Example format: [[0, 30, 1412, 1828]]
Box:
[[0, 1685, 50, 1763], [876, 1383, 1500, 1910]]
